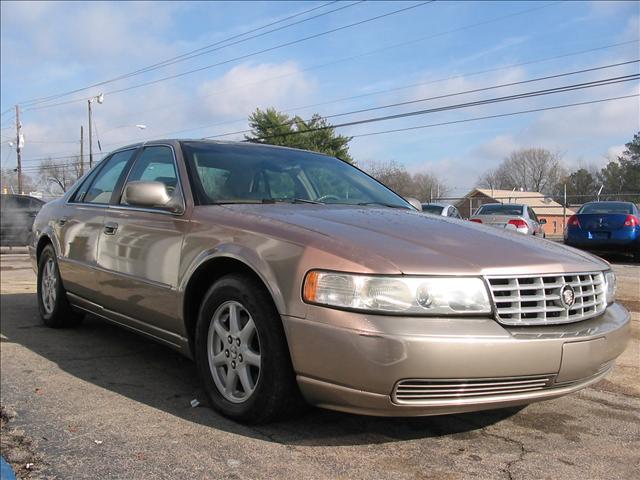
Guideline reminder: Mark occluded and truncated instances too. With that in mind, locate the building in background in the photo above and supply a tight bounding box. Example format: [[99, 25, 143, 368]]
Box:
[[454, 188, 575, 236]]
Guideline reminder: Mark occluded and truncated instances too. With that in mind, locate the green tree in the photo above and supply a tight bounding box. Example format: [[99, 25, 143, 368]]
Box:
[[245, 107, 353, 163], [562, 168, 597, 203], [598, 131, 640, 201]]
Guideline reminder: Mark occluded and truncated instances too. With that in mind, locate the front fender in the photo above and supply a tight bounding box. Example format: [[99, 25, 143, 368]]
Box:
[[179, 242, 306, 318]]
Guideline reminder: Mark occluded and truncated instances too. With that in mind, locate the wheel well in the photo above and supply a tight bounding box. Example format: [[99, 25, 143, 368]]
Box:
[[183, 257, 274, 356], [36, 236, 53, 263]]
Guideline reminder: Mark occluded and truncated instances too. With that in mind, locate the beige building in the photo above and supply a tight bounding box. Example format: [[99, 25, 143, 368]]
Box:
[[454, 188, 575, 236]]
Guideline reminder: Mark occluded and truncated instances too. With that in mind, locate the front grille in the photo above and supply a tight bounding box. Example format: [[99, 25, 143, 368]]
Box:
[[393, 375, 554, 403], [485, 272, 606, 326]]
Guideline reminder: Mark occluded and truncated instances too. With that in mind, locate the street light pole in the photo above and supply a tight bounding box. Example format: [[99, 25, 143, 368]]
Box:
[[87, 93, 103, 169]]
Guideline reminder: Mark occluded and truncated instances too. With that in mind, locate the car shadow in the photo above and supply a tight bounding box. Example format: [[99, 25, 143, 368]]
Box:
[[1, 292, 522, 447]]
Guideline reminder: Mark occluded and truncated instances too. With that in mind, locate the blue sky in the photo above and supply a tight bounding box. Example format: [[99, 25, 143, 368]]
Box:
[[1, 0, 638, 194]]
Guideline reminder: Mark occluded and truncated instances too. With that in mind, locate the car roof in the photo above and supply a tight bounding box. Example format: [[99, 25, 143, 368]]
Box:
[[479, 203, 526, 207], [111, 139, 336, 158]]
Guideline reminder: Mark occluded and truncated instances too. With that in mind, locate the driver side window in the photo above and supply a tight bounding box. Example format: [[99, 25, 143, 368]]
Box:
[[120, 146, 178, 206], [81, 150, 135, 204]]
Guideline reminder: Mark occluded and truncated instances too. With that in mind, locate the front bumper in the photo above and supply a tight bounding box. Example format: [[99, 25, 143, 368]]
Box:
[[282, 302, 630, 416]]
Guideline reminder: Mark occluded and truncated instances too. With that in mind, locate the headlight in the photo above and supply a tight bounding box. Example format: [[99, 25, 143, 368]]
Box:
[[303, 271, 491, 315], [604, 271, 616, 304]]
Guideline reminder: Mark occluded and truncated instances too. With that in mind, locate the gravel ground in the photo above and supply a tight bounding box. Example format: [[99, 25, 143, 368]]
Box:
[[0, 253, 638, 480]]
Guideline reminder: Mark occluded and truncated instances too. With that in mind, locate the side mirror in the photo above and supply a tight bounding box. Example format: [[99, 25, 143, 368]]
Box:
[[539, 218, 547, 225], [123, 181, 184, 214], [405, 197, 423, 211]]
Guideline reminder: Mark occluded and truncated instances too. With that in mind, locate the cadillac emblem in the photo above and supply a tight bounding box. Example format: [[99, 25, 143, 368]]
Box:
[[559, 284, 576, 309]]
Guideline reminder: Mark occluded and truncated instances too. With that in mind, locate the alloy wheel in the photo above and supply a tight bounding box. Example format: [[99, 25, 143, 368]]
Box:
[[207, 300, 261, 403], [41, 258, 57, 314]]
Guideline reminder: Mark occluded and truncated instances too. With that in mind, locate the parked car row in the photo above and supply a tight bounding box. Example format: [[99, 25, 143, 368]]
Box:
[[421, 199, 639, 261]]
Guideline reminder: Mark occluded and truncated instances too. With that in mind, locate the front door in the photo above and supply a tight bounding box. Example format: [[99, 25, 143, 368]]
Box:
[[56, 149, 136, 303], [96, 145, 189, 340]]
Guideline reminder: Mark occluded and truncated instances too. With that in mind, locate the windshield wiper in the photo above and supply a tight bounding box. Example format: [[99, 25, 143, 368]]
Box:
[[263, 198, 324, 205], [356, 202, 409, 209]]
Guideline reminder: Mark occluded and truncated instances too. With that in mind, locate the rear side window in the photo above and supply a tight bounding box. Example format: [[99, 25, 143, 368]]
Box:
[[579, 202, 634, 214], [76, 150, 136, 204], [477, 204, 524, 216], [120, 146, 178, 205]]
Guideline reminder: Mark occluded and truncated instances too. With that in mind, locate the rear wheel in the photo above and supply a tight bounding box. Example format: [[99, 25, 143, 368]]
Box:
[[37, 244, 83, 328], [195, 273, 303, 423]]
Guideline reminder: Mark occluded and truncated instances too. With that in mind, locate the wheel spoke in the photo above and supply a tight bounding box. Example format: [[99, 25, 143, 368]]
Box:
[[228, 303, 241, 334], [213, 319, 228, 339], [238, 317, 255, 344], [243, 349, 260, 367], [237, 365, 255, 394], [211, 351, 227, 366], [225, 368, 238, 393]]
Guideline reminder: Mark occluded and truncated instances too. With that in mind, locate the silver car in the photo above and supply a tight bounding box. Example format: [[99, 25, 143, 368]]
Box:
[[470, 203, 546, 237], [421, 203, 462, 219]]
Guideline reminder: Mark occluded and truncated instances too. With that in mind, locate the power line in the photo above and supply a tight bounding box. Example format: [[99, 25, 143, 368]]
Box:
[[17, 74, 638, 165], [17, 1, 364, 107], [20, 1, 433, 108], [17, 93, 637, 173], [98, 37, 638, 130], [30, 38, 637, 154], [204, 73, 639, 140], [23, 0, 562, 113], [351, 94, 639, 138], [201, 60, 639, 139]]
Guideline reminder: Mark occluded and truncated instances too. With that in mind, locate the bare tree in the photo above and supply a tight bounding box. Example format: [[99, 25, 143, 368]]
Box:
[[1, 168, 35, 194], [478, 148, 565, 194], [38, 157, 83, 194], [361, 160, 448, 201]]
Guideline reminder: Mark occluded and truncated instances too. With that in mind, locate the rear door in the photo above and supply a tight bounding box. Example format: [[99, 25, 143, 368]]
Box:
[[56, 149, 137, 302], [96, 145, 190, 339]]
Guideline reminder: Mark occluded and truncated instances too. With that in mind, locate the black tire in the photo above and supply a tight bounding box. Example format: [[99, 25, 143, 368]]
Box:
[[195, 273, 303, 424], [37, 244, 83, 328]]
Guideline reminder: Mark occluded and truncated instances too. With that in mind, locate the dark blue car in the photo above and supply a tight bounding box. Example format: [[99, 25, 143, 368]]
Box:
[[565, 201, 640, 261]]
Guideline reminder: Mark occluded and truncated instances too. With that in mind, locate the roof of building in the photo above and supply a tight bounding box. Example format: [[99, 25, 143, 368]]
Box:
[[460, 188, 575, 216]]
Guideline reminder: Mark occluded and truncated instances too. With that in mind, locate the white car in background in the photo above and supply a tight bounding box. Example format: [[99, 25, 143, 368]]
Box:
[[470, 203, 546, 237], [421, 203, 462, 219]]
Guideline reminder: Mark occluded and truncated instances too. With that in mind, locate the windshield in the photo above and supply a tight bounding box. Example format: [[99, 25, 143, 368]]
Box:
[[181, 142, 412, 209], [421, 204, 444, 215], [476, 204, 524, 216], [578, 202, 634, 214]]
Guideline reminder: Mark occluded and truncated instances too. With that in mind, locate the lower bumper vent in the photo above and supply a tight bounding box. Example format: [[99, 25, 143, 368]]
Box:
[[393, 375, 555, 404]]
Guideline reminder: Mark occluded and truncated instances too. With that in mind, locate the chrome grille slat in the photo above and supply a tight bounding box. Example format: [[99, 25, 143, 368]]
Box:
[[486, 271, 607, 326], [393, 375, 555, 403], [397, 386, 547, 399]]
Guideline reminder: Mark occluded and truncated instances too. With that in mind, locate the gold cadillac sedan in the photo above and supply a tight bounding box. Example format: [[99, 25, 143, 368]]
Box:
[[30, 140, 630, 424]]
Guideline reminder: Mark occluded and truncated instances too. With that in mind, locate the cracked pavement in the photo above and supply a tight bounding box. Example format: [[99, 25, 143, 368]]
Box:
[[1, 253, 639, 479]]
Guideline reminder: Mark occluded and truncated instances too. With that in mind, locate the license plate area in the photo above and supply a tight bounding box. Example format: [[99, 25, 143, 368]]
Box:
[[588, 232, 609, 240]]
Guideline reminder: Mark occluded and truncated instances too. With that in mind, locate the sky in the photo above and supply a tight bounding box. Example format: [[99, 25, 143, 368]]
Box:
[[1, 0, 638, 195]]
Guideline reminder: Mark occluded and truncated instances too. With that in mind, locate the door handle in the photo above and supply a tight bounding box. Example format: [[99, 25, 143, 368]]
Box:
[[104, 222, 119, 235], [57, 217, 68, 226]]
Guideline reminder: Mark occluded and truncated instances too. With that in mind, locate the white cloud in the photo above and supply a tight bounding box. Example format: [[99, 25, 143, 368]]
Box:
[[197, 62, 316, 118]]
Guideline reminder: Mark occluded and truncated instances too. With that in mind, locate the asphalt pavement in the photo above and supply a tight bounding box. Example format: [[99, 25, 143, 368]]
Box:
[[1, 253, 638, 479]]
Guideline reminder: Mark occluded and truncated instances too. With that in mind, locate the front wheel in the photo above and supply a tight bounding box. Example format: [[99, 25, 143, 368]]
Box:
[[195, 274, 303, 423], [37, 244, 83, 328]]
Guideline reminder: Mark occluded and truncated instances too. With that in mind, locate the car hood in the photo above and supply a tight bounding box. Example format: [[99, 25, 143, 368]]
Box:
[[215, 204, 609, 275]]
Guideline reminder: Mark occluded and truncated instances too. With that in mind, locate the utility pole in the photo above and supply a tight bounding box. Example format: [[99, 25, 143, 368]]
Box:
[[563, 183, 567, 237], [15, 105, 23, 194], [88, 99, 93, 169], [80, 125, 84, 176]]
